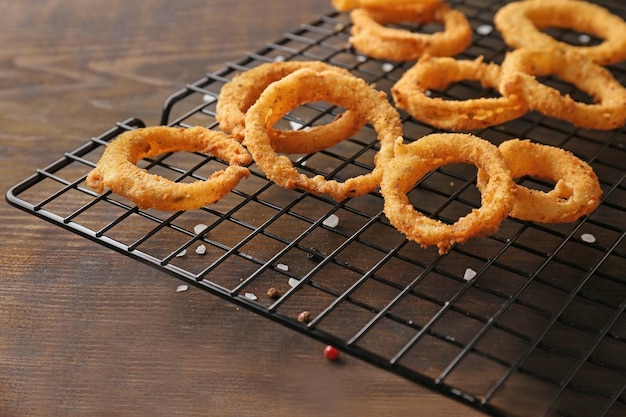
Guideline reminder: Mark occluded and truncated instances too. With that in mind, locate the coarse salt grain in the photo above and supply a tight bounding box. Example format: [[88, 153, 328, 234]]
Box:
[[356, 55, 367, 63], [578, 34, 591, 44], [382, 62, 394, 72], [202, 94, 216, 103], [195, 244, 207, 255], [288, 278, 300, 288], [244, 292, 258, 301], [581, 233, 596, 243], [277, 263, 289, 271], [323, 214, 339, 228], [194, 224, 208, 234], [176, 249, 187, 258], [476, 24, 493, 35], [176, 284, 189, 293], [289, 120, 304, 130], [463, 268, 477, 281]]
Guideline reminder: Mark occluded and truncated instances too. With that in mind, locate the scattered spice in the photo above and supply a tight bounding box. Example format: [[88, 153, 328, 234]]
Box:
[[266, 287, 282, 299], [297, 311, 311, 323], [307, 249, 325, 263], [324, 345, 340, 361]]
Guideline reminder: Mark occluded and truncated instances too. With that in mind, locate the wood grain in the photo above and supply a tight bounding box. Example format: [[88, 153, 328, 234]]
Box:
[[0, 1, 487, 416]]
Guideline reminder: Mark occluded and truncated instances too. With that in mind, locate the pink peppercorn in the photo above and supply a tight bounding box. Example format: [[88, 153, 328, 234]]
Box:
[[324, 345, 340, 361]]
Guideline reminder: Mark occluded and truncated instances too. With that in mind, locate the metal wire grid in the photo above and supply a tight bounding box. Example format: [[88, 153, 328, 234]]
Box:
[[6, 1, 626, 416]]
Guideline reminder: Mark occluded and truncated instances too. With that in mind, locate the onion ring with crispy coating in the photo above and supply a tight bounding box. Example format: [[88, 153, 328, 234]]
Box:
[[494, 0, 626, 65], [244, 68, 402, 201], [500, 47, 626, 130], [332, 0, 442, 12], [216, 61, 367, 154], [477, 139, 602, 223], [381, 134, 516, 255], [349, 3, 472, 61], [86, 126, 251, 212], [391, 55, 528, 130]]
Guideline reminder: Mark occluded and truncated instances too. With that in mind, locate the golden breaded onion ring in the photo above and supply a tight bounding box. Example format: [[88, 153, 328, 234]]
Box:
[[86, 126, 251, 211], [349, 3, 472, 61], [500, 47, 626, 130], [391, 55, 528, 130], [244, 68, 402, 201], [494, 0, 626, 65], [332, 0, 442, 12], [216, 61, 367, 154], [381, 134, 516, 255], [477, 139, 602, 223]]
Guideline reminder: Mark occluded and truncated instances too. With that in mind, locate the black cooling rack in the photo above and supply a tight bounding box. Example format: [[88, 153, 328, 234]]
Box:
[[6, 1, 626, 416]]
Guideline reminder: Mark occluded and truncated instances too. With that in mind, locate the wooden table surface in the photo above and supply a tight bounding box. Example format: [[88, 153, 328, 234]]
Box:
[[0, 1, 492, 416]]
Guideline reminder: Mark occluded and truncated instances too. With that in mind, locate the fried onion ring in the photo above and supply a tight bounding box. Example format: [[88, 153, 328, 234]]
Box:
[[494, 0, 626, 65], [391, 55, 528, 130], [349, 3, 472, 61], [86, 126, 251, 212], [476, 139, 602, 223], [216, 61, 367, 154], [381, 134, 516, 255], [332, 0, 442, 12], [244, 68, 402, 201], [500, 47, 626, 130]]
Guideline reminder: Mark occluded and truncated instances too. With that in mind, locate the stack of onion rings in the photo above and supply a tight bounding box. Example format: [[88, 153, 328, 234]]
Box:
[[499, 47, 626, 130], [349, 2, 472, 61], [80, 0, 609, 266], [476, 139, 602, 223], [494, 0, 626, 65], [86, 126, 251, 212], [381, 134, 516, 255], [216, 61, 367, 154], [391, 55, 529, 130], [243, 67, 402, 201]]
